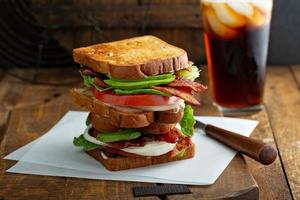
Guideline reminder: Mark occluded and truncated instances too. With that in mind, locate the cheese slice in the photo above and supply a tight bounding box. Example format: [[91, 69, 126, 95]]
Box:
[[83, 126, 176, 156], [121, 141, 176, 156]]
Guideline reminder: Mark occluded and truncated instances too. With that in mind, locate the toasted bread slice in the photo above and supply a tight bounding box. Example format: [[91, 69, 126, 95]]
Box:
[[139, 122, 177, 134], [90, 113, 176, 134], [73, 35, 189, 79], [89, 113, 120, 132], [70, 88, 184, 128], [155, 107, 184, 124], [87, 140, 195, 171]]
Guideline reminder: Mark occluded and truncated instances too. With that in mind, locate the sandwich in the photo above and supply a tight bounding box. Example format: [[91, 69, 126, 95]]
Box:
[[70, 35, 207, 171]]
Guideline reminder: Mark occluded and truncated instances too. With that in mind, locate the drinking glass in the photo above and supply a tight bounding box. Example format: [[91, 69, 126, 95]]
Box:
[[200, 0, 273, 115]]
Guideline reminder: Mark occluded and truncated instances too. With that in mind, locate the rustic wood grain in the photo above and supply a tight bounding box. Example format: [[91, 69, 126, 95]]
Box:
[[32, 0, 139, 6], [0, 69, 10, 144], [168, 155, 258, 200], [264, 67, 300, 200], [291, 65, 300, 88], [29, 0, 205, 63], [0, 69, 158, 200], [244, 109, 293, 200], [141, 0, 199, 5], [0, 68, 80, 110], [31, 4, 202, 28], [0, 105, 68, 200], [0, 110, 9, 148]]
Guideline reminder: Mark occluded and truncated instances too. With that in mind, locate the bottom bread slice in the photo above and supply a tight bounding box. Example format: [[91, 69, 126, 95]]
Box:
[[86, 142, 195, 171]]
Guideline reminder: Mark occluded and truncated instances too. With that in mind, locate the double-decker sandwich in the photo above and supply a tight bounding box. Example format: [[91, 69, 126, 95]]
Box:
[[70, 35, 207, 171]]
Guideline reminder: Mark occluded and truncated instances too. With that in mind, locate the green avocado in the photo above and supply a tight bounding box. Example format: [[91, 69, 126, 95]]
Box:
[[114, 88, 171, 96], [96, 129, 142, 143], [104, 74, 175, 89]]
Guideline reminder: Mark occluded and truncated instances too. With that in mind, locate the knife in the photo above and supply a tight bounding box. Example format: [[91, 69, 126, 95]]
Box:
[[195, 120, 277, 165]]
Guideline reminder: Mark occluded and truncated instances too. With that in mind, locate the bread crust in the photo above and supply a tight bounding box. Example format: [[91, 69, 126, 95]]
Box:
[[109, 109, 153, 128], [70, 88, 184, 128], [87, 142, 195, 171], [73, 35, 189, 79], [90, 112, 176, 134], [139, 122, 176, 134], [89, 113, 119, 132], [155, 107, 184, 124]]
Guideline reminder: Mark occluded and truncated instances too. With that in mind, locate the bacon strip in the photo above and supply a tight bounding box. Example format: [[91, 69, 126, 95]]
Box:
[[167, 77, 207, 92], [169, 137, 193, 158], [94, 77, 108, 88], [151, 86, 201, 105], [154, 127, 184, 143], [80, 67, 109, 87]]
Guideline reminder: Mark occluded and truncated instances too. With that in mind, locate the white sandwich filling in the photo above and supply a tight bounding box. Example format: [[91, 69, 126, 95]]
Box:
[[130, 99, 185, 112], [83, 126, 176, 156], [83, 125, 109, 146], [121, 141, 176, 156]]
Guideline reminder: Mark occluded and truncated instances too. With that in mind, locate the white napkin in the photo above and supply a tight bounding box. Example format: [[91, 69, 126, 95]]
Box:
[[5, 111, 258, 185]]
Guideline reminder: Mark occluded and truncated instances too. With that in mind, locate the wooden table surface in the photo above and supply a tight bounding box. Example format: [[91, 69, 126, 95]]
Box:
[[0, 66, 299, 200]]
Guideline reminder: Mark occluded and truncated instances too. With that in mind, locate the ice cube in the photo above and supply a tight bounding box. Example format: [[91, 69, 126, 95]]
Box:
[[201, 0, 211, 6], [212, 3, 247, 27], [248, 8, 267, 27], [206, 8, 238, 39], [227, 2, 254, 18], [251, 0, 273, 13]]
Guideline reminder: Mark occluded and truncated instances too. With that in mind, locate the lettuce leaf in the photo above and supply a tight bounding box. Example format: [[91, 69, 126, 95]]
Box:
[[73, 134, 99, 151], [81, 74, 111, 92], [179, 105, 195, 137], [85, 115, 91, 126], [82, 75, 94, 87], [177, 65, 200, 81]]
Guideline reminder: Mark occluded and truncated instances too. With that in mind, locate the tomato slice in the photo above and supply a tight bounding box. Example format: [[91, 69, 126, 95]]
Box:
[[93, 88, 179, 106]]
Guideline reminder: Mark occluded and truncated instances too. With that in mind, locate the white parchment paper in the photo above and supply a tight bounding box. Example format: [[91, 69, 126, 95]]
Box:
[[5, 111, 258, 185]]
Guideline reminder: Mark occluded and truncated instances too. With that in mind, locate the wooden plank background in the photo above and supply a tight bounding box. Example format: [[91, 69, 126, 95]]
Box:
[[29, 0, 205, 63], [0, 0, 299, 68], [27, 0, 300, 65]]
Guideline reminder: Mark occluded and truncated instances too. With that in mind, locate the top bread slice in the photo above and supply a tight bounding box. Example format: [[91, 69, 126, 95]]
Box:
[[73, 35, 189, 79]]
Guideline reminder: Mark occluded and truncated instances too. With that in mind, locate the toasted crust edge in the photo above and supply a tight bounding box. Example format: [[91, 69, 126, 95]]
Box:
[[73, 36, 189, 80], [87, 143, 195, 171], [139, 122, 176, 134], [155, 107, 184, 124]]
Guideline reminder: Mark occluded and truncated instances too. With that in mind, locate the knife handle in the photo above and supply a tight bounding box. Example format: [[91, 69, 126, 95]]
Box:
[[205, 124, 277, 165]]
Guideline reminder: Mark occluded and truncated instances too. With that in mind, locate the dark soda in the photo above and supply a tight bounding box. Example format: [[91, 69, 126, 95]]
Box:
[[205, 25, 270, 108], [201, 1, 272, 109]]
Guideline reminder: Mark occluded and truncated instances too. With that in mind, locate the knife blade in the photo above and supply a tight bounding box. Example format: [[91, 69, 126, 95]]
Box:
[[195, 120, 277, 165]]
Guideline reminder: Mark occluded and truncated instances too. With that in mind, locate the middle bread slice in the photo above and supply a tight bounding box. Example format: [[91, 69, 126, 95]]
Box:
[[90, 112, 177, 134], [70, 88, 184, 128]]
